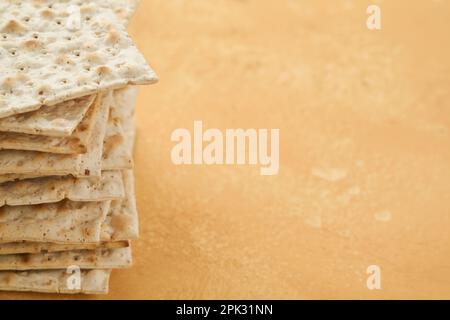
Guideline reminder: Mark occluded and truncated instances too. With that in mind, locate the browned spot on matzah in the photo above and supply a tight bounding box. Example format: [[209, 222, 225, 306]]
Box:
[[40, 8, 54, 18], [1, 20, 26, 34], [22, 39, 41, 50], [103, 134, 123, 158], [109, 215, 131, 239]]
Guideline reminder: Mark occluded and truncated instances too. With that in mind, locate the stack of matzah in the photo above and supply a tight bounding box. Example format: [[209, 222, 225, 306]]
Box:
[[0, 1, 156, 294]]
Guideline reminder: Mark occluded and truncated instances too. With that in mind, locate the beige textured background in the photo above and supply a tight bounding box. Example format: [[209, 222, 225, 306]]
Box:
[[1, 0, 450, 299]]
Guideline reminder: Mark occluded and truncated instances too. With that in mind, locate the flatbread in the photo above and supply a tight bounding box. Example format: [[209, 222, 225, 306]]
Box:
[[0, 172, 138, 244], [0, 173, 46, 185], [101, 170, 139, 242], [0, 240, 129, 256], [102, 112, 134, 170], [0, 247, 132, 271], [113, 86, 138, 135], [0, 87, 136, 182], [0, 94, 102, 154], [0, 200, 110, 244], [0, 91, 111, 177], [0, 171, 125, 207], [0, 130, 130, 184], [103, 86, 138, 170], [0, 94, 95, 137], [0, 0, 139, 139], [0, 1, 157, 119], [0, 269, 111, 294]]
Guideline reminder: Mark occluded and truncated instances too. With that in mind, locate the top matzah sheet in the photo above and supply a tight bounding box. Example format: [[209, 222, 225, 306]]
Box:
[[0, 1, 157, 118], [0, 0, 139, 137]]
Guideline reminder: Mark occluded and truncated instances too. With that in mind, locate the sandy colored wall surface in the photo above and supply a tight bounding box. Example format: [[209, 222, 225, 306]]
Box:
[[1, 0, 449, 299]]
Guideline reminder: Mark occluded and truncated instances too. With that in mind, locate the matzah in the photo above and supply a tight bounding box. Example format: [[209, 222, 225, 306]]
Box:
[[0, 1, 157, 118], [0, 93, 102, 154], [0, 200, 110, 244], [0, 0, 140, 138], [0, 240, 129, 256], [0, 247, 132, 271], [0, 269, 111, 294], [0, 92, 111, 177], [0, 94, 95, 137], [0, 172, 138, 244], [0, 171, 125, 207]]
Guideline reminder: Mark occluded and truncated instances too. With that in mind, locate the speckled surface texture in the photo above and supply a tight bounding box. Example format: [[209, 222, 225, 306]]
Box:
[[0, 0, 157, 117], [1, 0, 449, 299]]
